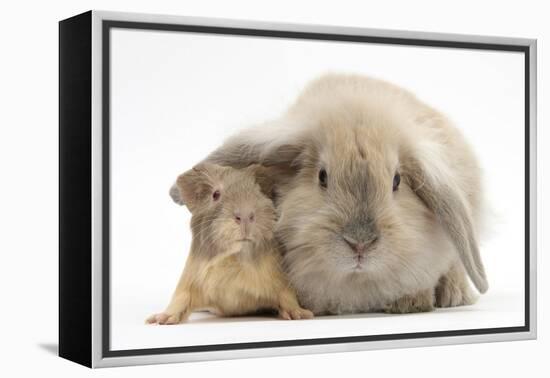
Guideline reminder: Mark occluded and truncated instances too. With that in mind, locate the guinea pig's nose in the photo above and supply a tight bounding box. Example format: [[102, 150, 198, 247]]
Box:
[[234, 211, 255, 225]]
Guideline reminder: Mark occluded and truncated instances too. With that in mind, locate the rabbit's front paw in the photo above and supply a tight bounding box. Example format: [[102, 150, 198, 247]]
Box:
[[435, 264, 478, 308], [384, 289, 434, 314]]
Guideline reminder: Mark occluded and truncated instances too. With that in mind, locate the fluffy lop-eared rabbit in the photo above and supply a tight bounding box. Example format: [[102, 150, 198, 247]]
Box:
[[174, 74, 488, 315], [148, 163, 313, 324]]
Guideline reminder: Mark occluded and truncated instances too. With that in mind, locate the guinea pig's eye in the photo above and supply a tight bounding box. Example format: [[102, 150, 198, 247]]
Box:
[[393, 172, 401, 192], [318, 168, 328, 188], [212, 190, 221, 201]]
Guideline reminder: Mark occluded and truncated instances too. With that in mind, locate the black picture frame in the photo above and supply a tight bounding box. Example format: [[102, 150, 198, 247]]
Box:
[[59, 10, 537, 368]]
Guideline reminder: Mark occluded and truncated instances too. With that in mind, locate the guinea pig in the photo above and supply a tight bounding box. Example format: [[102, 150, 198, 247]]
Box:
[[147, 163, 313, 324], [199, 73, 487, 315]]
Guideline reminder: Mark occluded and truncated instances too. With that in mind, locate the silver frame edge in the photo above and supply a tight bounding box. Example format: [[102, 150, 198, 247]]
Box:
[[89, 9, 538, 368]]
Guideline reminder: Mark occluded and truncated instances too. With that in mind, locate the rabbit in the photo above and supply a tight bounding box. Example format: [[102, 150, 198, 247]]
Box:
[[189, 73, 487, 315], [147, 163, 313, 324]]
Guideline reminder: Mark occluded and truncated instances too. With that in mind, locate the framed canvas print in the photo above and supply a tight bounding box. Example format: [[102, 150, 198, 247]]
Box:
[[59, 10, 537, 368]]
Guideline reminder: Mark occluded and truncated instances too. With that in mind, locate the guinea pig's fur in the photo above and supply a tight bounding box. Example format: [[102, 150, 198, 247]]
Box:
[[147, 163, 313, 324], [203, 74, 487, 315]]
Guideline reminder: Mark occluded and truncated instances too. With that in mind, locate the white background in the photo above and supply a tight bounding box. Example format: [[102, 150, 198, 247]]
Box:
[[109, 26, 525, 350], [0, 0, 547, 377]]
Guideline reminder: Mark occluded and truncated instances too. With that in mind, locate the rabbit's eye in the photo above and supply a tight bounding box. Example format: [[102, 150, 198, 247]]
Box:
[[393, 172, 401, 192], [212, 190, 221, 201], [319, 169, 328, 188]]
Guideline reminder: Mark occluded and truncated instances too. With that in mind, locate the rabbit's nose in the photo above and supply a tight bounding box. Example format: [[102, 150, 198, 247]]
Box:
[[343, 234, 378, 255]]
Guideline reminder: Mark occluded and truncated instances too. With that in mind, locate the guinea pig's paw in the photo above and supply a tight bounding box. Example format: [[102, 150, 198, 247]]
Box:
[[145, 312, 184, 325], [279, 307, 314, 320], [384, 290, 435, 314]]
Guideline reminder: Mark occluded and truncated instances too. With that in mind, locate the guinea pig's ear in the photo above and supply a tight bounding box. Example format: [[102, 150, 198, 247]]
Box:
[[171, 163, 220, 211], [406, 157, 488, 294]]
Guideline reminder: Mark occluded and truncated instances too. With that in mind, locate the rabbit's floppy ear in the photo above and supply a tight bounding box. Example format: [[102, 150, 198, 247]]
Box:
[[406, 153, 488, 294], [170, 163, 221, 211], [205, 118, 307, 170], [244, 164, 288, 201]]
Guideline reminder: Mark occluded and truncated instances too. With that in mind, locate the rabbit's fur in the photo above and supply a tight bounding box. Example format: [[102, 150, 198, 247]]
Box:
[[190, 74, 486, 315]]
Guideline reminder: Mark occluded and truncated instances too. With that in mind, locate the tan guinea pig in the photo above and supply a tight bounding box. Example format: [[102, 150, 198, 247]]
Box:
[[146, 163, 313, 324]]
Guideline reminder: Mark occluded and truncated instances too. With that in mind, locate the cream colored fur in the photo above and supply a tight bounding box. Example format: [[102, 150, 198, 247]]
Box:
[[203, 74, 487, 315]]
